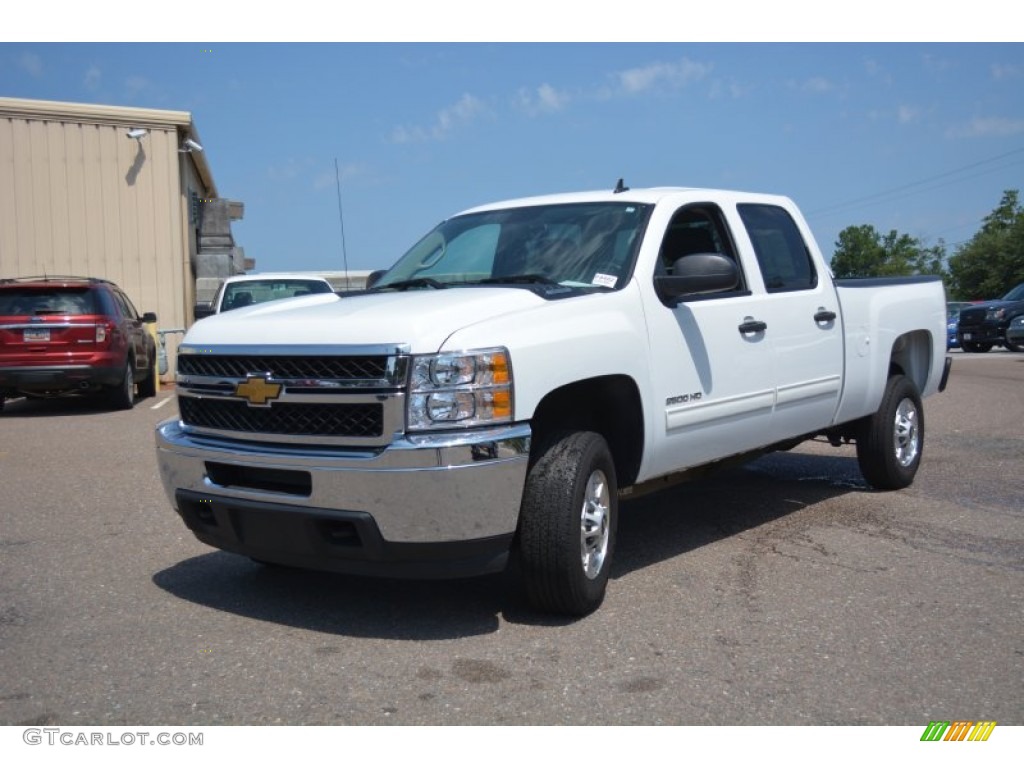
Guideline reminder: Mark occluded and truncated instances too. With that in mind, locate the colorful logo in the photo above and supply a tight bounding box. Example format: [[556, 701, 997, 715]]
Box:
[[920, 721, 996, 742], [234, 375, 282, 406]]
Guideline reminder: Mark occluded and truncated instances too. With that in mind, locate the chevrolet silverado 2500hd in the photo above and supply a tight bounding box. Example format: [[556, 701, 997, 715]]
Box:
[[156, 185, 951, 615]]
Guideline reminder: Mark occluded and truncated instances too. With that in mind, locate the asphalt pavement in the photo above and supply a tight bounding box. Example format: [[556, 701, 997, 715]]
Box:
[[0, 350, 1021, 726]]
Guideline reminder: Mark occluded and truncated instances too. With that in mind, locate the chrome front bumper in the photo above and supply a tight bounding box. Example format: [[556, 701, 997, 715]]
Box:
[[156, 419, 531, 543], [156, 420, 531, 577]]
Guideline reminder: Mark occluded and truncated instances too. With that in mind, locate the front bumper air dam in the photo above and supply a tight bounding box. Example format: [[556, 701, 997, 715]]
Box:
[[156, 420, 531, 578]]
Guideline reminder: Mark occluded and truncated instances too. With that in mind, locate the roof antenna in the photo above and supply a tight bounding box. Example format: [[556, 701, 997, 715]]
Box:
[[334, 158, 351, 291], [613, 178, 629, 194]]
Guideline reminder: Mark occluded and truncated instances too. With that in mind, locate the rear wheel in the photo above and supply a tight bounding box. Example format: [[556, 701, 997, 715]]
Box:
[[106, 362, 135, 410], [517, 431, 617, 616], [856, 375, 923, 490]]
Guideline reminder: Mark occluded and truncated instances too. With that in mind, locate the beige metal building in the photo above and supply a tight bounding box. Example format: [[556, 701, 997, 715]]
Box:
[[0, 96, 244, 377]]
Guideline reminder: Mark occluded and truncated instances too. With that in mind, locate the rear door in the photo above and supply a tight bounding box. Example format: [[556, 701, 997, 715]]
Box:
[[734, 203, 843, 441]]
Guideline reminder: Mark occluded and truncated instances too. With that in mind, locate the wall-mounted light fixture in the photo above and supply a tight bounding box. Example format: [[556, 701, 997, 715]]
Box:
[[126, 128, 149, 139], [179, 138, 204, 153]]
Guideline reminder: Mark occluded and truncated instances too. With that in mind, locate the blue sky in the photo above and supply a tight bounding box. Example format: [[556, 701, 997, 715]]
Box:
[[2, 33, 1023, 274]]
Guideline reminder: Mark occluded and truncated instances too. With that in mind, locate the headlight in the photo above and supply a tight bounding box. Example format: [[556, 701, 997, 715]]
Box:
[[986, 308, 1005, 322], [407, 348, 513, 430]]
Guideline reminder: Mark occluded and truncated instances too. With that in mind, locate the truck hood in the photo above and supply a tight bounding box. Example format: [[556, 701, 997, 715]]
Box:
[[960, 299, 1024, 318], [182, 288, 550, 352]]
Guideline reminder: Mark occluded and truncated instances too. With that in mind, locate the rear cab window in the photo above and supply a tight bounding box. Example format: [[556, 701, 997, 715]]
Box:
[[737, 204, 818, 293]]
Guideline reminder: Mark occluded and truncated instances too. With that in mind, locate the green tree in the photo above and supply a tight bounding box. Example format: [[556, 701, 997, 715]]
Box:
[[947, 190, 1024, 300], [831, 225, 944, 280]]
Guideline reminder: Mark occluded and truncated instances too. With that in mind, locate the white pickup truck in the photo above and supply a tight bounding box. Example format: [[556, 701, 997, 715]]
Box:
[[156, 184, 951, 616]]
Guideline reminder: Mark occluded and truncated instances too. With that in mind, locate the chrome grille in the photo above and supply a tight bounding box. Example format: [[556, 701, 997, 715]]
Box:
[[178, 355, 390, 382], [179, 396, 383, 439]]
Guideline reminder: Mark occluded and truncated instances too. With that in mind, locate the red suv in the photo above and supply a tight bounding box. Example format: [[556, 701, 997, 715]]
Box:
[[0, 276, 158, 411]]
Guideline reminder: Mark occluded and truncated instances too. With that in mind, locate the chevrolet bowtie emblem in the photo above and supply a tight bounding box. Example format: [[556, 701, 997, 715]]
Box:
[[234, 375, 282, 406]]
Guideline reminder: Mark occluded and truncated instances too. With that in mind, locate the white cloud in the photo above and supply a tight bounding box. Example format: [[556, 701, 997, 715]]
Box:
[[84, 65, 101, 90], [897, 104, 919, 124], [991, 63, 1021, 80], [390, 125, 426, 144], [313, 162, 362, 191], [267, 158, 307, 182], [614, 57, 711, 94], [922, 53, 954, 74], [799, 76, 834, 93], [123, 75, 151, 98], [391, 93, 488, 143], [947, 116, 1024, 138], [864, 59, 894, 88], [18, 52, 43, 77], [516, 82, 569, 116], [708, 76, 749, 100]]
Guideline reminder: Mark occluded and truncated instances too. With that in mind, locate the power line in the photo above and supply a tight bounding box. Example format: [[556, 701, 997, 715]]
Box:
[[807, 146, 1024, 218]]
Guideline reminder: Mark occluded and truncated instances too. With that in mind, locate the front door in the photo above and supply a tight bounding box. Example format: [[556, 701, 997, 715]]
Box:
[[642, 203, 778, 478]]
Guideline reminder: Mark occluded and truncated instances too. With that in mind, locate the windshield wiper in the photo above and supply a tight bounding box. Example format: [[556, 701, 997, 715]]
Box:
[[474, 274, 562, 287], [378, 277, 449, 291]]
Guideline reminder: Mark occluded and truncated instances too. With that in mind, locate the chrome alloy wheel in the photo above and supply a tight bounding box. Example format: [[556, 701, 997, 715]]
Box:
[[580, 469, 611, 580], [893, 397, 920, 467]]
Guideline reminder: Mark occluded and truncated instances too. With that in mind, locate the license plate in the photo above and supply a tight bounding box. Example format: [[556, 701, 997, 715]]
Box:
[[24, 328, 50, 342], [963, 333, 972, 341]]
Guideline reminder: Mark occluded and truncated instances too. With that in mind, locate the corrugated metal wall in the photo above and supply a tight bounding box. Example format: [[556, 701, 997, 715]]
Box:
[[0, 113, 197, 377]]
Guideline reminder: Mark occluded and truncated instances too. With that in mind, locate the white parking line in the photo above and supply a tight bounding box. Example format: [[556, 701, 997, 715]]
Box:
[[151, 396, 174, 410]]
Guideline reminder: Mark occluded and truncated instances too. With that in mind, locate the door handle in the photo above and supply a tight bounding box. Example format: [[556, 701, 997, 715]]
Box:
[[738, 319, 767, 334], [814, 309, 837, 323]]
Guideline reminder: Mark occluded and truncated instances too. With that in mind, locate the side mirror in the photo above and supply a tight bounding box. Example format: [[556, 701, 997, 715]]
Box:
[[141, 311, 158, 324], [654, 253, 739, 305], [365, 270, 387, 290], [193, 303, 215, 321]]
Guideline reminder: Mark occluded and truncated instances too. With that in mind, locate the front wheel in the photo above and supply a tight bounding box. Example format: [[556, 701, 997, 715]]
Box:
[[137, 367, 157, 398], [1004, 335, 1024, 353], [516, 431, 617, 616], [856, 375, 923, 490], [961, 341, 992, 353]]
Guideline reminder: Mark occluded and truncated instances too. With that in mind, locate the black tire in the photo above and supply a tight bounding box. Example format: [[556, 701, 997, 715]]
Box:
[[106, 362, 135, 410], [961, 341, 992, 353], [137, 367, 157, 399], [856, 375, 924, 490], [0, 396, 5, 413], [1003, 336, 1024, 353], [517, 431, 617, 616]]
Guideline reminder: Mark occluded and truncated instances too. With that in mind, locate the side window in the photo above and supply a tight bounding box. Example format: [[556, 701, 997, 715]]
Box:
[[737, 204, 817, 293], [658, 204, 746, 292], [115, 291, 140, 320]]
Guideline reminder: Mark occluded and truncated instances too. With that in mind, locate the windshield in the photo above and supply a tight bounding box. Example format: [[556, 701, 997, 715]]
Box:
[[374, 202, 652, 292], [1002, 283, 1024, 302], [221, 279, 333, 311]]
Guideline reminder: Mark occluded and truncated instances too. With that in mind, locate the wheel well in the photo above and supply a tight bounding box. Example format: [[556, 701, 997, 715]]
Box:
[[888, 330, 932, 393], [529, 375, 644, 487]]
